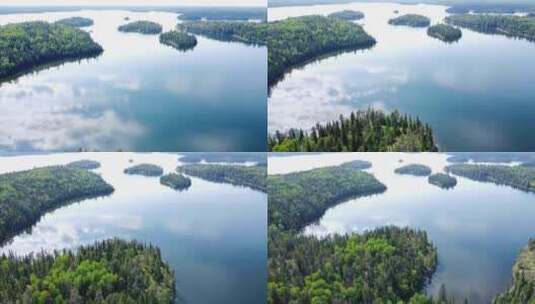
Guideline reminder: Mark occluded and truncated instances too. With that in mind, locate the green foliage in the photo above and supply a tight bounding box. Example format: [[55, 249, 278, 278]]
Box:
[[54, 16, 94, 27], [268, 109, 437, 152], [178, 21, 267, 45], [0, 21, 103, 79], [395, 164, 432, 176], [118, 20, 163, 34], [446, 14, 535, 41], [268, 15, 376, 86], [177, 164, 266, 192], [160, 173, 192, 191], [428, 173, 457, 189], [446, 3, 535, 14], [0, 166, 114, 244], [66, 159, 101, 170], [0, 239, 175, 303], [446, 164, 535, 192], [328, 10, 365, 21], [123, 164, 164, 177], [427, 24, 462, 42], [159, 30, 197, 51], [389, 14, 431, 27]]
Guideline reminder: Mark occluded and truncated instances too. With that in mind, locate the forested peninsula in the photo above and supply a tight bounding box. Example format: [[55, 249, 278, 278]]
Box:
[[178, 164, 266, 192], [388, 14, 430, 27], [328, 10, 365, 20], [0, 239, 175, 303], [118, 20, 162, 34], [55, 16, 94, 27], [159, 30, 197, 51], [268, 15, 376, 87], [446, 164, 535, 192], [178, 21, 267, 45], [427, 24, 462, 42], [0, 21, 103, 79], [446, 14, 535, 42], [268, 109, 437, 152], [0, 166, 114, 244], [66, 159, 101, 170]]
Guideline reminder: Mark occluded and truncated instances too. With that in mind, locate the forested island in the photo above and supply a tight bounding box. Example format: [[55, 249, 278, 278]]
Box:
[[0, 21, 103, 79], [0, 238, 175, 303], [395, 164, 432, 176], [160, 173, 192, 191], [178, 164, 266, 192], [268, 109, 437, 152], [179, 152, 266, 164], [118, 20, 162, 34], [55, 16, 94, 27], [446, 14, 535, 42], [388, 14, 431, 27], [0, 166, 114, 244], [178, 21, 267, 45], [66, 159, 101, 170], [268, 15, 376, 87], [159, 30, 197, 51], [177, 7, 267, 21], [446, 164, 535, 192], [427, 24, 462, 42], [428, 173, 457, 189], [123, 164, 164, 176], [328, 10, 365, 20]]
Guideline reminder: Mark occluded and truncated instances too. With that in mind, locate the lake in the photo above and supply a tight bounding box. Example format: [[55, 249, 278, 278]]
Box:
[[0, 10, 267, 152], [0, 152, 267, 304], [268, 2, 535, 151], [269, 152, 535, 303]]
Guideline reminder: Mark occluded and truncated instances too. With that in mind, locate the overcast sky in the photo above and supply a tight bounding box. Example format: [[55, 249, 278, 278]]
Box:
[[0, 0, 265, 7]]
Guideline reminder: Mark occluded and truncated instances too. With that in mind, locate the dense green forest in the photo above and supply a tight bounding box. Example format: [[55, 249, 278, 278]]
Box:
[[176, 7, 267, 21], [66, 159, 101, 170], [428, 173, 457, 189], [178, 164, 266, 192], [268, 160, 384, 231], [446, 3, 535, 14], [0, 238, 175, 303], [427, 24, 462, 42], [268, 109, 437, 152], [159, 30, 197, 51], [123, 164, 163, 176], [268, 15, 376, 87], [0, 21, 103, 79], [389, 14, 431, 27], [178, 21, 267, 45], [395, 164, 432, 176], [328, 10, 365, 20], [0, 166, 114, 244], [493, 238, 535, 303], [118, 20, 163, 34], [54, 16, 94, 27], [160, 173, 192, 190], [179, 152, 266, 165], [446, 164, 535, 192], [446, 14, 535, 41]]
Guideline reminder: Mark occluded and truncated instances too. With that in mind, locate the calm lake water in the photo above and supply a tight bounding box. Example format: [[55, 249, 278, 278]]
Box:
[[0, 152, 267, 304], [268, 3, 535, 151], [0, 10, 267, 152], [269, 153, 535, 303]]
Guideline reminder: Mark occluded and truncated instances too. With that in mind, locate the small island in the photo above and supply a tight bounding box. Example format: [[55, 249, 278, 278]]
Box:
[[178, 21, 266, 45], [446, 14, 535, 42], [446, 164, 535, 192], [427, 24, 462, 42], [428, 173, 457, 189], [0, 21, 103, 79], [55, 16, 94, 27], [178, 164, 266, 192], [159, 30, 198, 51], [118, 20, 163, 34], [0, 239, 175, 303], [394, 164, 432, 176], [388, 14, 431, 27], [328, 10, 365, 21], [0, 166, 114, 244], [123, 164, 164, 176], [66, 159, 101, 170], [160, 173, 192, 190]]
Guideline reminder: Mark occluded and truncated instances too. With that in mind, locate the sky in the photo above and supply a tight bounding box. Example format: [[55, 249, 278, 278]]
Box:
[[0, 0, 265, 7]]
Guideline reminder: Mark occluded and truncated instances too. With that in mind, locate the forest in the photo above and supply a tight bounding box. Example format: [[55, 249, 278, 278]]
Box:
[[268, 15, 376, 87], [268, 109, 437, 152], [159, 30, 197, 51], [179, 152, 266, 165], [0, 166, 114, 244], [446, 164, 535, 193], [327, 10, 365, 20], [118, 20, 163, 34], [446, 14, 535, 42], [54, 16, 94, 27], [0, 238, 175, 303], [123, 164, 164, 176], [0, 21, 103, 79], [395, 164, 432, 176], [388, 14, 431, 27], [160, 173, 192, 191], [446, 3, 535, 14], [66, 159, 101, 170], [428, 173, 457, 189], [178, 163, 266, 192], [427, 24, 462, 42], [178, 21, 267, 45]]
